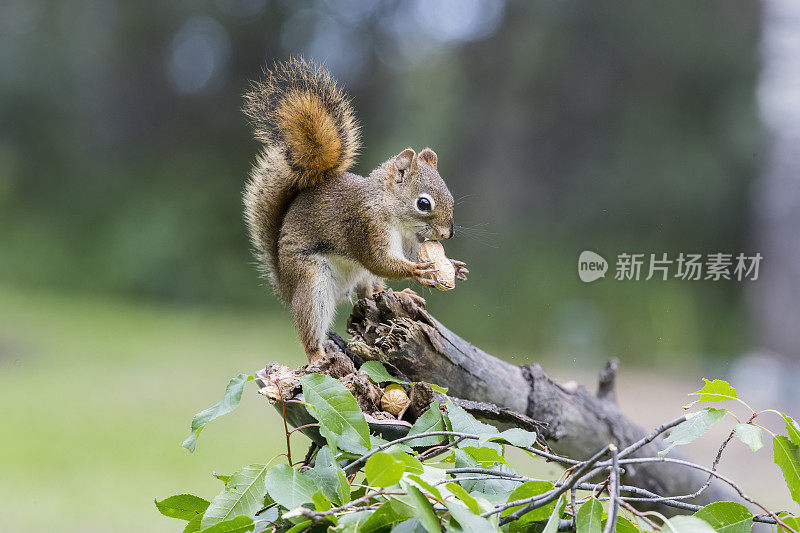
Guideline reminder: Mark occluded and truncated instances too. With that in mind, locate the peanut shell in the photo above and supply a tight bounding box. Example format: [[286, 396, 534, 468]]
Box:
[[419, 240, 456, 291]]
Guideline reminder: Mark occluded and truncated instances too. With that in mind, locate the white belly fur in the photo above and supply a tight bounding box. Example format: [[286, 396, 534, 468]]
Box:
[[326, 254, 374, 302]]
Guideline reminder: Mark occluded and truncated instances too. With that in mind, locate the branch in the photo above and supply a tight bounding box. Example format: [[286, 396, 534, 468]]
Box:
[[346, 290, 741, 512]]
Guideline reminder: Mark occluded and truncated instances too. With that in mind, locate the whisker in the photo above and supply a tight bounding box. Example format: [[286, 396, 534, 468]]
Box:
[[455, 225, 497, 237], [455, 223, 492, 230], [455, 194, 475, 206], [454, 227, 499, 248]]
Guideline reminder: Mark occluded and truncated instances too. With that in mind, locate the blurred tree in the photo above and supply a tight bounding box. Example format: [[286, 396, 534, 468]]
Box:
[[739, 0, 800, 411], [0, 0, 763, 362]]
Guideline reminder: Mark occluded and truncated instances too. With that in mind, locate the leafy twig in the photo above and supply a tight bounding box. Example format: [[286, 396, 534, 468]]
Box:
[[491, 445, 612, 525]]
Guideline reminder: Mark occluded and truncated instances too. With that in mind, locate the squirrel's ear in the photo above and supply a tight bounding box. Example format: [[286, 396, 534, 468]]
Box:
[[419, 147, 438, 169], [391, 148, 417, 182]]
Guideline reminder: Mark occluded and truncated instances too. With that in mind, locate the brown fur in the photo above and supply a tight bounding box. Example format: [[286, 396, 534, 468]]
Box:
[[243, 59, 460, 360]]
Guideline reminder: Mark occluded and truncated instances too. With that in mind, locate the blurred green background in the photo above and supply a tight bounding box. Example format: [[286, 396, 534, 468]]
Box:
[[2, 0, 798, 531]]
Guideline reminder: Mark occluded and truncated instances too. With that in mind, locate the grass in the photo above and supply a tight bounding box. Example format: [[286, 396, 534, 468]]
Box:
[[0, 285, 307, 533]]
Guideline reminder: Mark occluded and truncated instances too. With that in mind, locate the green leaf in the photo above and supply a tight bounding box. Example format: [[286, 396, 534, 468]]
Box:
[[500, 480, 555, 523], [369, 434, 413, 454], [430, 384, 448, 394], [407, 400, 445, 447], [483, 428, 537, 448], [462, 446, 508, 466], [365, 452, 406, 487], [309, 446, 350, 506], [444, 501, 494, 533], [541, 494, 566, 533], [155, 494, 210, 520], [453, 449, 520, 495], [386, 448, 424, 475], [197, 516, 254, 533], [263, 464, 317, 511], [690, 379, 738, 402], [284, 520, 312, 533], [778, 513, 800, 533], [213, 473, 231, 485], [361, 361, 410, 385], [446, 483, 481, 515], [782, 413, 800, 447], [184, 514, 203, 533], [387, 494, 418, 522], [301, 373, 371, 453], [403, 484, 440, 533], [310, 492, 330, 513], [733, 424, 763, 452], [201, 464, 269, 529], [360, 502, 403, 533], [659, 408, 726, 457], [664, 516, 716, 532], [391, 518, 428, 533], [182, 374, 253, 452], [774, 435, 800, 507], [407, 474, 444, 502], [445, 402, 499, 449], [576, 499, 602, 533], [604, 516, 639, 533], [693, 501, 753, 533]]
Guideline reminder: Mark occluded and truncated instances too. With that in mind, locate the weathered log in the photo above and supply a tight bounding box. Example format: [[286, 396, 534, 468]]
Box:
[[345, 290, 740, 511]]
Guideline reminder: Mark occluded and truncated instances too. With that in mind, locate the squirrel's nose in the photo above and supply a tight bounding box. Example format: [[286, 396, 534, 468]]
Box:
[[440, 220, 453, 239]]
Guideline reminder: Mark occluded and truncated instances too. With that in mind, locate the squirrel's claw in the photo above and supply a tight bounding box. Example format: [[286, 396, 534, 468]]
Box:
[[414, 275, 438, 288], [451, 259, 469, 281], [413, 261, 438, 287]]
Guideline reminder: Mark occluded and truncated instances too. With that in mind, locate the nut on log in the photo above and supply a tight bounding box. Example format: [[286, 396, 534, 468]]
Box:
[[380, 384, 410, 417], [418, 240, 455, 291]]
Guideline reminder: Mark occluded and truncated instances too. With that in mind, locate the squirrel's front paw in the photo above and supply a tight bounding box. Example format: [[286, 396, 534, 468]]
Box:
[[450, 259, 469, 281], [412, 261, 438, 288]]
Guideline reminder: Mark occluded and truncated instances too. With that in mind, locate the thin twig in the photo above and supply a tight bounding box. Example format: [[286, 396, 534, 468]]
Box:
[[436, 475, 530, 486], [274, 379, 293, 466], [417, 436, 468, 461], [295, 491, 404, 522], [342, 431, 485, 472], [560, 482, 777, 525], [491, 445, 611, 525], [617, 416, 687, 459], [570, 486, 578, 531], [301, 442, 320, 466], [523, 445, 581, 466], [446, 467, 528, 480], [603, 444, 619, 533], [617, 457, 797, 533], [618, 499, 660, 531], [623, 427, 737, 506]]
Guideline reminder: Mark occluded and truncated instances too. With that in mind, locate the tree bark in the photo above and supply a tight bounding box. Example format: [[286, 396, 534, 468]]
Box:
[[346, 290, 740, 511]]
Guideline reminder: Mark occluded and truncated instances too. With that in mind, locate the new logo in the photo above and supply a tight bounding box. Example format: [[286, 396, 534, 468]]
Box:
[[578, 251, 608, 283]]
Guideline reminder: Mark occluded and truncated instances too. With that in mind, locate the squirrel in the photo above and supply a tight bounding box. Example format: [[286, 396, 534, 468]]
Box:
[[242, 57, 468, 361]]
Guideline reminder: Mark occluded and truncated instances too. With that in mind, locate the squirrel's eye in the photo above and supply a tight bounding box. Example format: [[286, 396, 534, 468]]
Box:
[[415, 194, 434, 213]]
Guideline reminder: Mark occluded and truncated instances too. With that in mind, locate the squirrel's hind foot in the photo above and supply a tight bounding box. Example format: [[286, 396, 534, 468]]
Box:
[[396, 287, 427, 308], [306, 345, 326, 362]]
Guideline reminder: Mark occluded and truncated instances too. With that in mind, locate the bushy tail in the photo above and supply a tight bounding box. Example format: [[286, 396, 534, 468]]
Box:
[[243, 57, 360, 187], [242, 57, 361, 288]]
